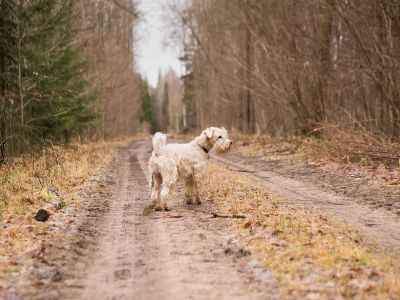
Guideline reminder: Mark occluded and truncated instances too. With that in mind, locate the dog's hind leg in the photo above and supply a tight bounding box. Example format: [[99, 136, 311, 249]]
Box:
[[159, 167, 177, 211], [150, 173, 162, 207]]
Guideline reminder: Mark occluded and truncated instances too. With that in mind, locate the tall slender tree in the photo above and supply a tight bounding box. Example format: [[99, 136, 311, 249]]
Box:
[[162, 82, 169, 131]]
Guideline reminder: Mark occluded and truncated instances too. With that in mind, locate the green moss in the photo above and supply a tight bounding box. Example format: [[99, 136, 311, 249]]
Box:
[[142, 204, 155, 216]]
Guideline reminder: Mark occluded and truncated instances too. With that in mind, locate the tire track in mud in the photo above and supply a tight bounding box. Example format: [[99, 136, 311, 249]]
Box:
[[67, 142, 279, 300], [213, 155, 400, 254]]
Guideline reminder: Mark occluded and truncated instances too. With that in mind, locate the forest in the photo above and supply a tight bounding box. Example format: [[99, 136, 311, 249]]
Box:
[[0, 0, 141, 162], [175, 0, 400, 137], [2, 0, 400, 159], [1, 1, 400, 298]]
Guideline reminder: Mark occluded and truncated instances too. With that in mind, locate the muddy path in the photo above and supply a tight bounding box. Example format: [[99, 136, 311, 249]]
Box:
[[213, 151, 400, 254], [56, 142, 279, 300]]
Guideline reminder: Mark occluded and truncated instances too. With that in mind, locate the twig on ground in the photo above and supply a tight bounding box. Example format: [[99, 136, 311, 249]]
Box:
[[211, 212, 246, 219], [194, 209, 246, 219], [228, 168, 255, 173], [150, 215, 183, 219]]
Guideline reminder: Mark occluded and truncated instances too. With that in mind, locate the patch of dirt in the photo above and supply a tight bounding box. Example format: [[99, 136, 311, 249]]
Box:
[[213, 151, 400, 253], [6, 142, 280, 299]]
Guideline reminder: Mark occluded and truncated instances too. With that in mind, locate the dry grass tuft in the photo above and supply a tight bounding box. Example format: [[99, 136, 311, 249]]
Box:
[[204, 163, 400, 298]]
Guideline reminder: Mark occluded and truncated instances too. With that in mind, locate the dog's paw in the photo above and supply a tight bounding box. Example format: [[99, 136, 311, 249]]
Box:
[[154, 205, 163, 211], [185, 194, 194, 205], [163, 205, 171, 211]]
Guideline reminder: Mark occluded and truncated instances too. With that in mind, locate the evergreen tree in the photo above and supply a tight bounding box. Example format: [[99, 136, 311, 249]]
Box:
[[139, 78, 156, 132], [0, 0, 96, 159]]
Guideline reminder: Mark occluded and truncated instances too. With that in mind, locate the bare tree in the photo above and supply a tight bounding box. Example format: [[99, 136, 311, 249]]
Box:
[[172, 0, 400, 138]]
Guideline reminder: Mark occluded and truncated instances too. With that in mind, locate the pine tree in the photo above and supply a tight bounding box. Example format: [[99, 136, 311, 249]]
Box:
[[139, 78, 156, 132], [18, 0, 96, 145], [0, 0, 97, 160]]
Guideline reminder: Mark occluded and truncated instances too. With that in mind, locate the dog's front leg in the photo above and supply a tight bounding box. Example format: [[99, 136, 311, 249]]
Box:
[[159, 185, 171, 211], [192, 177, 203, 205], [184, 177, 195, 204]]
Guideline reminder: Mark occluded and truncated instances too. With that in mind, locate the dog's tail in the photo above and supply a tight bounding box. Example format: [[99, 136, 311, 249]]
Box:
[[152, 132, 166, 156]]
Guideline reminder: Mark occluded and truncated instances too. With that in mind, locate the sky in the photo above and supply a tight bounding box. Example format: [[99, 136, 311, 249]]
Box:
[[135, 0, 183, 87]]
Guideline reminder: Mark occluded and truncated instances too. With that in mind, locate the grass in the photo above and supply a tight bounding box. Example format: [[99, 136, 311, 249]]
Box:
[[204, 162, 400, 298], [143, 204, 155, 216], [0, 138, 133, 218], [0, 137, 137, 293]]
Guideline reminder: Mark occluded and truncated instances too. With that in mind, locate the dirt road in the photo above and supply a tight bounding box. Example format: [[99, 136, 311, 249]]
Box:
[[58, 141, 279, 300], [214, 152, 400, 253]]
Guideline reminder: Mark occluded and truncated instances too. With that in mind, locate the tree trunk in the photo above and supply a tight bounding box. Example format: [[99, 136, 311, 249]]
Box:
[[0, 0, 6, 163], [245, 20, 254, 133]]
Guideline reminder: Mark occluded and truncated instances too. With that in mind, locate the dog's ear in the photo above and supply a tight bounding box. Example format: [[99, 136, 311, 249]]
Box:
[[203, 128, 214, 139]]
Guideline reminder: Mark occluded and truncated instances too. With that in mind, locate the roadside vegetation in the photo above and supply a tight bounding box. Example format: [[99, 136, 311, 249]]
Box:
[[0, 138, 134, 293], [234, 126, 400, 166], [205, 163, 400, 298], [231, 126, 400, 190]]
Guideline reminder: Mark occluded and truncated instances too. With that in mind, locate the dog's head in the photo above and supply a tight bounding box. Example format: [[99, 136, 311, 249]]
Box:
[[198, 127, 232, 155]]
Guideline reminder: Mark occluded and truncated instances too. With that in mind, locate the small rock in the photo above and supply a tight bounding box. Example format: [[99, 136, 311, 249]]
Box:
[[224, 248, 233, 255], [51, 271, 63, 282], [35, 209, 50, 222]]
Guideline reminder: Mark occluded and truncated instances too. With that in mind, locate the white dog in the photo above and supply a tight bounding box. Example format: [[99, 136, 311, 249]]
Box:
[[149, 127, 232, 211]]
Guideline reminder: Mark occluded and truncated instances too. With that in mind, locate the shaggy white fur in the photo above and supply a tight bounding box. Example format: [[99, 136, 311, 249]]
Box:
[[149, 127, 232, 211]]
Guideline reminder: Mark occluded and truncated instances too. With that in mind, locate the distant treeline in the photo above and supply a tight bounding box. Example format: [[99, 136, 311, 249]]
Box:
[[175, 1, 400, 137], [0, 0, 141, 162]]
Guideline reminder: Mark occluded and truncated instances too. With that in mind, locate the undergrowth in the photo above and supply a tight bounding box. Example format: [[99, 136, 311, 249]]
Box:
[[233, 125, 400, 169]]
